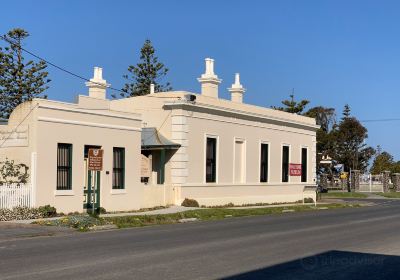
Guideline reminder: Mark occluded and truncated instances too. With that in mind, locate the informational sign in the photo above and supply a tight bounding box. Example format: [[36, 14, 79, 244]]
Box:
[[88, 149, 104, 171], [141, 154, 151, 177], [289, 163, 302, 176]]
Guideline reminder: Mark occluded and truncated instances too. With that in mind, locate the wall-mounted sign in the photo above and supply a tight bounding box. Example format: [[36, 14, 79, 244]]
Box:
[[289, 163, 302, 176], [141, 154, 151, 178], [88, 149, 104, 171]]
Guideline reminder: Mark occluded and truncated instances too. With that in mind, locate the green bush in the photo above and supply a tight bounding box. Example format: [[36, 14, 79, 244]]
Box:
[[99, 207, 107, 214], [38, 205, 57, 217], [0, 207, 41, 221], [35, 215, 111, 231], [303, 197, 314, 203], [181, 198, 199, 207]]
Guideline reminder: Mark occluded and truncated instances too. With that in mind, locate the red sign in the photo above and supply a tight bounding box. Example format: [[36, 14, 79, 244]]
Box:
[[289, 164, 302, 176]]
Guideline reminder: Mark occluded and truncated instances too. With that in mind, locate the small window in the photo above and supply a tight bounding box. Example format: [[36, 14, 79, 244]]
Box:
[[57, 143, 72, 190], [301, 148, 308, 182], [206, 137, 217, 183], [113, 147, 125, 189], [282, 145, 289, 183], [260, 143, 269, 182]]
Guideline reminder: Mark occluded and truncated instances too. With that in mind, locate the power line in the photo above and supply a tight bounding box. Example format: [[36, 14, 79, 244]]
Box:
[[360, 118, 400, 123], [0, 34, 128, 95]]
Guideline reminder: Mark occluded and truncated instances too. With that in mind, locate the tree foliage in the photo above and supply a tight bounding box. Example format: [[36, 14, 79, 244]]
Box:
[[370, 151, 394, 174], [119, 39, 172, 98], [0, 28, 50, 119], [272, 94, 310, 114], [303, 104, 374, 173], [329, 105, 375, 172], [370, 150, 400, 174]]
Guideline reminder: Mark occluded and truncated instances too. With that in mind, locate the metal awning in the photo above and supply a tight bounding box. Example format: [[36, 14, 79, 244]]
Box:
[[141, 127, 181, 150]]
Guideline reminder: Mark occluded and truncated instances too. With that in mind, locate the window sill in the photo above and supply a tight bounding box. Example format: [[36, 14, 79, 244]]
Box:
[[110, 189, 127, 195], [54, 190, 75, 196]]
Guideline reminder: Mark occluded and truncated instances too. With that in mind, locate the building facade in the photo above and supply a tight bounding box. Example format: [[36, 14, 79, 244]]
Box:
[[0, 60, 318, 212], [111, 58, 318, 206]]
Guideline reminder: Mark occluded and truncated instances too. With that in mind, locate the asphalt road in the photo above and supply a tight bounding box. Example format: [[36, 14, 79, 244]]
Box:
[[1, 200, 400, 280]]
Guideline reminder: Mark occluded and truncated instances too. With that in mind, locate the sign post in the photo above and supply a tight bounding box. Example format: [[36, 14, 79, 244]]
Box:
[[88, 149, 103, 214]]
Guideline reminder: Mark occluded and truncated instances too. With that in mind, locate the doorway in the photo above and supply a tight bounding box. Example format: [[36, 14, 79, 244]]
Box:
[[234, 139, 245, 183], [83, 145, 101, 212]]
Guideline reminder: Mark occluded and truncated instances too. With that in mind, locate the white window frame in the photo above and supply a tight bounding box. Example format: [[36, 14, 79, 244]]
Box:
[[259, 140, 271, 184], [232, 137, 246, 184], [204, 134, 219, 184], [281, 143, 291, 183]]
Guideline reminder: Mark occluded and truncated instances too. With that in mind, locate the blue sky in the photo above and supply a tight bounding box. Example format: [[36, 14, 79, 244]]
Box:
[[2, 0, 400, 158]]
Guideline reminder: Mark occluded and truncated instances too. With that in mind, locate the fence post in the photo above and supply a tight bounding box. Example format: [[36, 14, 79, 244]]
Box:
[[383, 171, 391, 193], [392, 173, 400, 192], [351, 170, 360, 192]]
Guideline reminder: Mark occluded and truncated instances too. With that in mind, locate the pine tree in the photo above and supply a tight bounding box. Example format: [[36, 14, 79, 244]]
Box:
[[0, 28, 50, 119], [272, 93, 310, 114], [120, 39, 172, 98], [342, 104, 351, 119]]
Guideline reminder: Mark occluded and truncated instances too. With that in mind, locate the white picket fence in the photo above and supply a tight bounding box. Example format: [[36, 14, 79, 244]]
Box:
[[0, 183, 33, 209]]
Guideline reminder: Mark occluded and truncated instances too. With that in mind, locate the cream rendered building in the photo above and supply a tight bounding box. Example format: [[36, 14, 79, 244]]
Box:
[[1, 60, 318, 212], [111, 58, 319, 206], [0, 68, 144, 213]]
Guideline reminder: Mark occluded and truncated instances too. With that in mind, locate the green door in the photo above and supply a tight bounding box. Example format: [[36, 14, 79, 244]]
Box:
[[83, 145, 101, 213]]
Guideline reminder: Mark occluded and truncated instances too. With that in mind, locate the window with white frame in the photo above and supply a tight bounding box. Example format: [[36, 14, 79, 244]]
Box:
[[206, 137, 217, 183], [260, 143, 269, 182]]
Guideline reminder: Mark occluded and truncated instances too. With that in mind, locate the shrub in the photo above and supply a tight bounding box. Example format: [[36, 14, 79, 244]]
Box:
[[0, 205, 58, 221], [99, 207, 107, 214], [35, 215, 111, 231], [38, 205, 57, 217], [181, 198, 199, 207], [0, 207, 41, 221], [303, 197, 314, 203]]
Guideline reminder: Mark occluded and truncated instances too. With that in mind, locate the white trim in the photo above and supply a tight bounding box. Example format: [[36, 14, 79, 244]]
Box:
[[233, 137, 246, 184], [164, 102, 319, 130], [38, 117, 141, 132], [177, 113, 316, 136], [281, 143, 291, 183], [204, 134, 219, 184], [259, 140, 271, 184], [54, 190, 75, 196], [110, 189, 127, 195], [37, 102, 142, 121]]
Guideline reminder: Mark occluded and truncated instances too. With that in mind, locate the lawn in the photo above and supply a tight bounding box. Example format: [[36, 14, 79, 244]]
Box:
[[321, 192, 368, 199], [105, 204, 359, 229], [375, 192, 400, 198]]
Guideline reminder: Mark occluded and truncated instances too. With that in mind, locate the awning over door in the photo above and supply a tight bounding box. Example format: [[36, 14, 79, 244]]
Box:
[[141, 127, 181, 150]]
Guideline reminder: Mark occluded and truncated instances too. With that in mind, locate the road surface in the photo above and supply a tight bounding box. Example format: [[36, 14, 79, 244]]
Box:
[[1, 199, 400, 279]]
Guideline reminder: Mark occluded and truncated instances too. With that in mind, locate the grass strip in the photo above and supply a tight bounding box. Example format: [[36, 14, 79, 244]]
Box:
[[321, 192, 368, 199], [105, 204, 359, 229], [374, 192, 400, 198]]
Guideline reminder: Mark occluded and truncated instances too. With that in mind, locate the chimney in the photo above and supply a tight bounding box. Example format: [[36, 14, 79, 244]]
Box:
[[228, 73, 246, 103], [150, 83, 155, 94], [197, 58, 222, 98], [85, 67, 110, 99]]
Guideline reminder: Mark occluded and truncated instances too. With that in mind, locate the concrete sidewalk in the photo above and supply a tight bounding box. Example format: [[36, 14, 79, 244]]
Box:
[[101, 206, 199, 218]]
